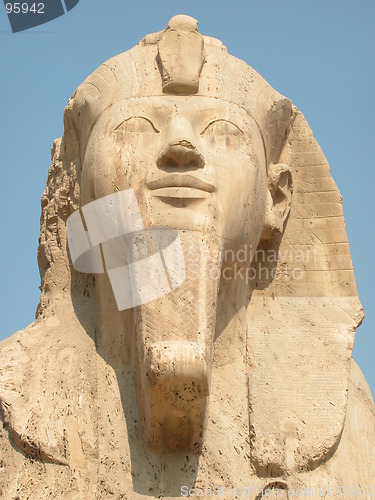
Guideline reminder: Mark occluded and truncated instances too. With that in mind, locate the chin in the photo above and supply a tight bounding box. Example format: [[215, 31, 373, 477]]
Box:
[[145, 194, 217, 234]]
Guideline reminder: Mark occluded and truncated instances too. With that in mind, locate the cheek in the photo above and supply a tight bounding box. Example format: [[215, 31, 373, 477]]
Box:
[[81, 140, 123, 203], [215, 151, 263, 208], [230, 154, 268, 243], [243, 168, 268, 236], [210, 151, 266, 243], [81, 132, 161, 203]]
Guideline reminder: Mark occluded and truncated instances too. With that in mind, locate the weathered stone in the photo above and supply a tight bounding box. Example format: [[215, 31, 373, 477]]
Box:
[[0, 15, 374, 499]]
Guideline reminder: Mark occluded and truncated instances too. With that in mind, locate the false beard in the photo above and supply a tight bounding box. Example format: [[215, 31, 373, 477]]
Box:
[[134, 228, 223, 451]]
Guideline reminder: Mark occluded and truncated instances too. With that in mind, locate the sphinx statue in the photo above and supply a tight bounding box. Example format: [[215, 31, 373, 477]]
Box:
[[0, 15, 374, 499]]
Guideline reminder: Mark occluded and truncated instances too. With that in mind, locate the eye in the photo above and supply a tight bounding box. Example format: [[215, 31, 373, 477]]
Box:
[[201, 119, 243, 137], [201, 119, 243, 149], [114, 116, 160, 134]]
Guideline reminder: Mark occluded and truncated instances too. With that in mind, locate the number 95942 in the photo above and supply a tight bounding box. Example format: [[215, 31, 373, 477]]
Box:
[[5, 3, 45, 14]]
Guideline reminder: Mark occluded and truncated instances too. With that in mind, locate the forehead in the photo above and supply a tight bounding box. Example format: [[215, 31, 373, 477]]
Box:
[[95, 96, 257, 133]]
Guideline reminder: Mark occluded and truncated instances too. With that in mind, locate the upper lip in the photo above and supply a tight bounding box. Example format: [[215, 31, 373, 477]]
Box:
[[147, 174, 215, 193]]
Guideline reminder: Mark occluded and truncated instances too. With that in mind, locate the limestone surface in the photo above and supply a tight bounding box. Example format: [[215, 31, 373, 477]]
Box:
[[0, 14, 374, 499]]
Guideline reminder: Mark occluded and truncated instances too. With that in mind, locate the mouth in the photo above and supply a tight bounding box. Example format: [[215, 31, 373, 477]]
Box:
[[147, 174, 215, 200]]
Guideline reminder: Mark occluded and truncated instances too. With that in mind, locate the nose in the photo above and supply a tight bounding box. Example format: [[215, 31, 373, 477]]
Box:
[[157, 139, 205, 171], [157, 116, 205, 171]]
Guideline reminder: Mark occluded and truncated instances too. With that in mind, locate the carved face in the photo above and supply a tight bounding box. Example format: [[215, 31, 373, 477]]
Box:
[[80, 95, 271, 450], [81, 96, 268, 251]]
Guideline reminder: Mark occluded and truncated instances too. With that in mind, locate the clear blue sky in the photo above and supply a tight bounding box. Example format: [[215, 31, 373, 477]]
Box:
[[1, 1, 374, 396]]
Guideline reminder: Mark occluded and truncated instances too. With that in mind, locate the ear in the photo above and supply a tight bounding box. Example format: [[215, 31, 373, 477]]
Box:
[[261, 163, 293, 241]]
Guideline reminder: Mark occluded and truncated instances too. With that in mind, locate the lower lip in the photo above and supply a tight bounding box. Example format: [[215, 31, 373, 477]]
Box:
[[150, 187, 212, 199]]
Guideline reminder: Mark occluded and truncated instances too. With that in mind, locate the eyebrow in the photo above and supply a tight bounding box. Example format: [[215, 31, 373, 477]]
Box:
[[111, 99, 249, 135], [200, 118, 244, 135], [114, 115, 160, 133]]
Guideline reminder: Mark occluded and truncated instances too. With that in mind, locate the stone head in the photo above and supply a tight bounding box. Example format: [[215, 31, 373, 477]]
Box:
[[34, 15, 363, 470], [59, 15, 299, 452], [67, 15, 293, 257]]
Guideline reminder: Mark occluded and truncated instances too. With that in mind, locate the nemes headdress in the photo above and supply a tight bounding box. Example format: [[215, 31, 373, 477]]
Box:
[[39, 15, 362, 475], [63, 15, 293, 169]]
